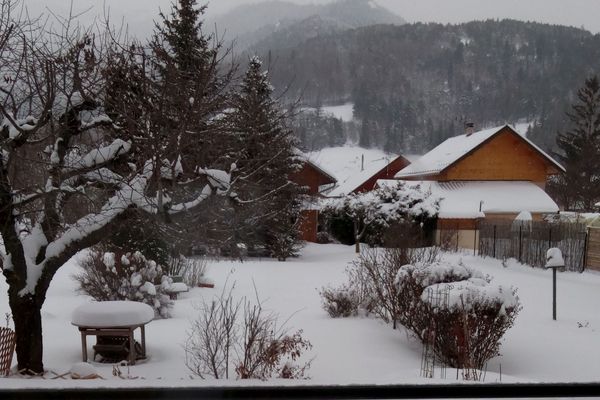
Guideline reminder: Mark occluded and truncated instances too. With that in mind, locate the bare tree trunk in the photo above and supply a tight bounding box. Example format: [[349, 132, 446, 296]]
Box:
[[354, 220, 360, 253], [9, 292, 44, 374]]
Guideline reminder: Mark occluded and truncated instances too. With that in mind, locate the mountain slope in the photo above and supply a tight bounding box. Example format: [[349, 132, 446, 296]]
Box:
[[253, 20, 600, 153], [209, 0, 405, 50]]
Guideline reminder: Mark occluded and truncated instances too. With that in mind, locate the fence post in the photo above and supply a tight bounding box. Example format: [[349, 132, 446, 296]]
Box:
[[493, 225, 497, 258], [456, 221, 459, 252], [518, 225, 523, 262], [582, 229, 589, 272]]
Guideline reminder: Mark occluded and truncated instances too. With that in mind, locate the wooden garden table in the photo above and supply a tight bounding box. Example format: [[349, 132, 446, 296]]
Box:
[[71, 301, 154, 365]]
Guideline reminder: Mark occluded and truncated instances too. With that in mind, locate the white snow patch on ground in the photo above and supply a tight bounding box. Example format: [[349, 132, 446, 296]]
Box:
[[303, 103, 355, 122], [2, 244, 600, 387]]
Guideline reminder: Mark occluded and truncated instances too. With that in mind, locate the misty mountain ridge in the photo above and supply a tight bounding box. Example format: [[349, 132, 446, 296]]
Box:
[[209, 0, 405, 50], [252, 19, 600, 154]]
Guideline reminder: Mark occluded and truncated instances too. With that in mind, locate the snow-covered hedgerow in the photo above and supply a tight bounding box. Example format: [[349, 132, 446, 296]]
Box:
[[74, 247, 173, 318], [395, 260, 520, 370]]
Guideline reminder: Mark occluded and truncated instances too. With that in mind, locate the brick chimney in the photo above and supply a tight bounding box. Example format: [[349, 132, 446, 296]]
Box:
[[465, 122, 475, 136]]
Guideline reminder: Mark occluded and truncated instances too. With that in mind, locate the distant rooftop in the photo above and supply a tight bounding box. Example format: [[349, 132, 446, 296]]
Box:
[[306, 145, 399, 197]]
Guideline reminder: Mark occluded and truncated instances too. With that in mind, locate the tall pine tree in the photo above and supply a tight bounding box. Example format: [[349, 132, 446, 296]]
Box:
[[150, 0, 233, 169], [227, 57, 303, 260], [551, 76, 600, 210]]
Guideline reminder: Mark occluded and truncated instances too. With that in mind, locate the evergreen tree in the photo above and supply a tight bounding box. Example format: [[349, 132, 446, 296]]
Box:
[[103, 0, 236, 255], [551, 76, 600, 210], [227, 57, 303, 260], [150, 0, 233, 169]]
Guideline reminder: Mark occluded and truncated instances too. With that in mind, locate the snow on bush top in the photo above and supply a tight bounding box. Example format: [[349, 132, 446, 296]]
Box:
[[395, 260, 484, 288], [422, 279, 519, 313], [396, 260, 518, 313]]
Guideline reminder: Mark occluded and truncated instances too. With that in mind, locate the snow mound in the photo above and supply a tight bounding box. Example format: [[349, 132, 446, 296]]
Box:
[[546, 248, 565, 268], [70, 362, 99, 379]]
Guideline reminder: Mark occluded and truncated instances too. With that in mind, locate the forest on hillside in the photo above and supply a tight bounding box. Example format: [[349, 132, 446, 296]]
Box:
[[252, 20, 600, 154]]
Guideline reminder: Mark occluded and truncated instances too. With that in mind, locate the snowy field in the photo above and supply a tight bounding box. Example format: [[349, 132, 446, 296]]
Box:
[[2, 243, 600, 388]]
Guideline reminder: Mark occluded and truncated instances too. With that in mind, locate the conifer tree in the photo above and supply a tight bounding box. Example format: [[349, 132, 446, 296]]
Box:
[[150, 0, 233, 169], [552, 76, 600, 210], [227, 57, 303, 260]]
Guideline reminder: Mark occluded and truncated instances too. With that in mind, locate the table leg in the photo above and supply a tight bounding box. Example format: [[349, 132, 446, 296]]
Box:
[[129, 329, 135, 365], [81, 332, 88, 362], [140, 325, 146, 358]]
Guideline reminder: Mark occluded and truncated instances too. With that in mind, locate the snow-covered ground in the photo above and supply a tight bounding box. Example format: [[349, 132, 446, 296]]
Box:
[[302, 103, 355, 122], [2, 243, 600, 388]]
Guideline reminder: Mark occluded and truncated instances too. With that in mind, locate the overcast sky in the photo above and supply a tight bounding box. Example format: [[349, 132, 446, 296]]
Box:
[[22, 0, 600, 40]]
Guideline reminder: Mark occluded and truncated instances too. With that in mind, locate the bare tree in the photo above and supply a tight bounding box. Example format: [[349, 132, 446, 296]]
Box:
[[0, 1, 235, 374]]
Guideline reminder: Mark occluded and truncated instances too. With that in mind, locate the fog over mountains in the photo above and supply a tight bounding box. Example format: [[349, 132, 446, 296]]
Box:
[[209, 0, 405, 51]]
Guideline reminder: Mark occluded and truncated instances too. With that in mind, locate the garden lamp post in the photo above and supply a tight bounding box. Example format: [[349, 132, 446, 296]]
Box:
[[545, 248, 564, 321]]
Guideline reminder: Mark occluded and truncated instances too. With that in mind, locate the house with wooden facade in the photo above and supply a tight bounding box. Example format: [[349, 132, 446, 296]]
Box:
[[289, 155, 337, 242], [382, 124, 565, 250]]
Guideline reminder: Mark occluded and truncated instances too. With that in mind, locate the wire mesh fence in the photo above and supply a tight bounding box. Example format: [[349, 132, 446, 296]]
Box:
[[478, 220, 588, 272]]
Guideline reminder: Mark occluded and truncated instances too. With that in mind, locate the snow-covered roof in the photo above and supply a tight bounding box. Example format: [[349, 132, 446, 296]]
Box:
[[293, 148, 337, 184], [306, 146, 401, 197], [395, 125, 565, 179], [377, 180, 559, 219]]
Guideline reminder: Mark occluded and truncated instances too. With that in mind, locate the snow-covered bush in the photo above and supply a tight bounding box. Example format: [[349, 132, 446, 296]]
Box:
[[322, 181, 439, 251], [320, 247, 440, 324], [319, 285, 361, 318], [74, 247, 173, 318], [395, 260, 521, 370]]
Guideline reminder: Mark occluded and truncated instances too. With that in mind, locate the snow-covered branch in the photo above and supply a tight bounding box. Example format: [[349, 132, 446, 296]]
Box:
[[61, 138, 131, 170], [43, 160, 154, 264]]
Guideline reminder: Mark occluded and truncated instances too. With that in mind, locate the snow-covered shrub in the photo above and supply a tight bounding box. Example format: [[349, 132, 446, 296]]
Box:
[[319, 285, 361, 318], [395, 260, 521, 369], [319, 247, 441, 324], [322, 181, 440, 250], [75, 247, 173, 318], [185, 285, 312, 380]]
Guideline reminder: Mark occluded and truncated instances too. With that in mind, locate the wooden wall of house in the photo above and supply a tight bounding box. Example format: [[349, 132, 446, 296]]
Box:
[[298, 209, 319, 242], [290, 163, 335, 195], [353, 156, 411, 193], [436, 129, 556, 187]]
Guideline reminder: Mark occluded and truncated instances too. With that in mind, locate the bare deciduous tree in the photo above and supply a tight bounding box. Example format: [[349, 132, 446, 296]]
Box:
[[0, 0, 235, 373]]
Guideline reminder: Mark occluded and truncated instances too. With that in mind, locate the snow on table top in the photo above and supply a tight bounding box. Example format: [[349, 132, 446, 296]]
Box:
[[377, 179, 559, 218], [71, 301, 154, 327]]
